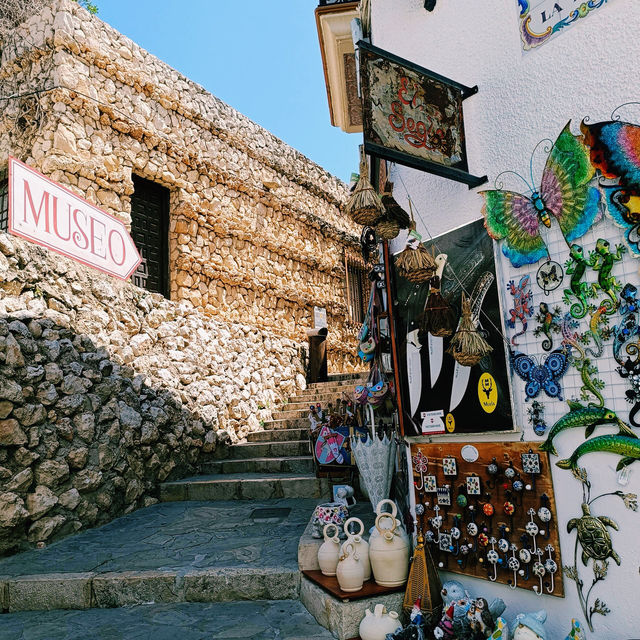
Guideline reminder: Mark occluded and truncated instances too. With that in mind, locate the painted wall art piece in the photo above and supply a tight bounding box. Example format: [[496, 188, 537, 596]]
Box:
[[358, 41, 486, 187], [518, 0, 612, 52], [564, 466, 637, 632], [410, 441, 564, 596], [395, 218, 514, 437]]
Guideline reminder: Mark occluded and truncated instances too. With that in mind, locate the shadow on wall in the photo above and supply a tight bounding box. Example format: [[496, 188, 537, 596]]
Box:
[[0, 312, 224, 557]]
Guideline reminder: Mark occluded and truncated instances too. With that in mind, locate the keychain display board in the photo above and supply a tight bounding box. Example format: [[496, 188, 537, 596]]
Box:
[[410, 441, 564, 597], [394, 218, 515, 436]]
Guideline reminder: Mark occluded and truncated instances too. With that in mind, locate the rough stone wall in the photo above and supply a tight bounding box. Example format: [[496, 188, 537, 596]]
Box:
[[0, 231, 309, 554], [0, 0, 363, 373]]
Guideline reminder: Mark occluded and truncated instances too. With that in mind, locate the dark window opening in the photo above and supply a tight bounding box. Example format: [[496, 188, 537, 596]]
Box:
[[0, 168, 8, 232], [345, 253, 368, 324], [130, 175, 170, 298]]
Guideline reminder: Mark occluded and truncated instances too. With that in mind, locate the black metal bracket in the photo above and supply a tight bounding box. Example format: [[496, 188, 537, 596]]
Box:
[[365, 142, 488, 189], [424, 0, 437, 11]]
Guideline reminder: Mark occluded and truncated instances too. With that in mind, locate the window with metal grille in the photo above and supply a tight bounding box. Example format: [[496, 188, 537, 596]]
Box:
[[344, 254, 368, 324], [130, 175, 170, 298], [0, 169, 8, 232]]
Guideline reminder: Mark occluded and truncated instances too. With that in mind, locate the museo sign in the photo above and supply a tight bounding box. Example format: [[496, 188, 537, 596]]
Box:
[[519, 0, 611, 51], [358, 41, 486, 188], [8, 157, 141, 280]]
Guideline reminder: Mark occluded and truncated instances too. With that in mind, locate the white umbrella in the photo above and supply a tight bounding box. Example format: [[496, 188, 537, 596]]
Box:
[[352, 405, 397, 512]]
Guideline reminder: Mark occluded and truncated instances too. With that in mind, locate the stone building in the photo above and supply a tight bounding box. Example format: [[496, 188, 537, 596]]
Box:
[[0, 0, 365, 552]]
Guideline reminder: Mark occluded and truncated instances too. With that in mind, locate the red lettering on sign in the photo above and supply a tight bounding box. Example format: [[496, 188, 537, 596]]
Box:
[[90, 217, 107, 259], [23, 181, 50, 232], [108, 229, 126, 266]]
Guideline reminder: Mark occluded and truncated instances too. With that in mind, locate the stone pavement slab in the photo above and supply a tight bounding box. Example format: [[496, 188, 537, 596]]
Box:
[[0, 600, 336, 639], [0, 498, 320, 577]]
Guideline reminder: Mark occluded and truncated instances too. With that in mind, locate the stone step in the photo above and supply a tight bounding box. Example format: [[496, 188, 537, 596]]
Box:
[[307, 379, 364, 389], [263, 417, 308, 430], [272, 408, 311, 420], [0, 600, 337, 639], [200, 456, 314, 475], [288, 391, 353, 404], [327, 372, 367, 382], [246, 427, 307, 442], [0, 499, 322, 613], [160, 472, 328, 502], [228, 440, 310, 459]]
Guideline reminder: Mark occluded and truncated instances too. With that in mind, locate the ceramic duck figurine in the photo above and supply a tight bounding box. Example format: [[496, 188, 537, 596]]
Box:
[[513, 610, 547, 640], [359, 603, 402, 640]]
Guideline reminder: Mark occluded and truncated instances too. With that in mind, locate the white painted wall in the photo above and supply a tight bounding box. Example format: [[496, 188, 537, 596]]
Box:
[[370, 0, 640, 636]]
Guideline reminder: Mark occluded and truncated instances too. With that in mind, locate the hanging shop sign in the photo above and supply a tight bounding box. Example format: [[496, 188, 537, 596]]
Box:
[[395, 218, 514, 436], [518, 0, 612, 51], [357, 41, 486, 188], [8, 157, 142, 280]]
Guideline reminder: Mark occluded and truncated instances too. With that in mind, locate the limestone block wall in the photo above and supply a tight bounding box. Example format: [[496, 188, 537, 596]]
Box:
[[0, 0, 364, 373], [0, 231, 309, 554]]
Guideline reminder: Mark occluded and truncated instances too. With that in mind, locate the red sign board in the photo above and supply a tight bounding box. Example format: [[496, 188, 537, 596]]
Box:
[[8, 157, 142, 280]]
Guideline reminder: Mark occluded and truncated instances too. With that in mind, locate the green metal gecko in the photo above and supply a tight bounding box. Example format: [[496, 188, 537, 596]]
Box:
[[579, 304, 613, 359], [563, 244, 591, 319], [575, 357, 605, 408], [589, 238, 626, 314], [533, 302, 561, 351]]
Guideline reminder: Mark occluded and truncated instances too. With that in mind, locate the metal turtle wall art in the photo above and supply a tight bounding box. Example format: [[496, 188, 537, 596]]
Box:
[[567, 503, 621, 567]]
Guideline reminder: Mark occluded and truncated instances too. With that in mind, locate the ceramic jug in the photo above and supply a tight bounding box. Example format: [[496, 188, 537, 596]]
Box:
[[336, 541, 364, 592], [369, 512, 410, 587], [359, 603, 402, 640], [318, 523, 341, 576], [342, 517, 371, 581], [369, 499, 410, 547]]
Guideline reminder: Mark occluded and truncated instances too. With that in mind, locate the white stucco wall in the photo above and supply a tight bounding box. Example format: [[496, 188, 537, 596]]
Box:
[[371, 0, 640, 636]]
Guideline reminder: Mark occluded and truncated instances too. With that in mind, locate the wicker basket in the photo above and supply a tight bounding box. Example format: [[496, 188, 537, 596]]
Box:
[[375, 218, 400, 240]]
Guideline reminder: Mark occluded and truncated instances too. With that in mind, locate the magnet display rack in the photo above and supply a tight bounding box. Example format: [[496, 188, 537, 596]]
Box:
[[410, 441, 564, 597]]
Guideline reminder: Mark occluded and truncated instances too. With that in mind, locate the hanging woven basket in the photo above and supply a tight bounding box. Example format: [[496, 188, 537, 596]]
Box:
[[395, 245, 437, 283], [420, 275, 457, 337], [447, 292, 493, 366], [344, 153, 385, 226], [375, 217, 401, 240]]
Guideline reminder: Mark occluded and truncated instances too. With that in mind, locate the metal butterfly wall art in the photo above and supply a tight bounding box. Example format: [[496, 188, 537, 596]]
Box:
[[510, 347, 571, 401], [582, 117, 640, 256], [481, 122, 601, 268]]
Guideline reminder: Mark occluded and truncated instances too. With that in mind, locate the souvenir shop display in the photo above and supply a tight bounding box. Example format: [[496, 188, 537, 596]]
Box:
[[409, 442, 563, 596]]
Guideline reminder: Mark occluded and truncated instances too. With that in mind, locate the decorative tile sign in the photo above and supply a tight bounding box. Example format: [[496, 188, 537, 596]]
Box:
[[8, 157, 141, 280], [358, 41, 486, 188], [519, 0, 611, 51]]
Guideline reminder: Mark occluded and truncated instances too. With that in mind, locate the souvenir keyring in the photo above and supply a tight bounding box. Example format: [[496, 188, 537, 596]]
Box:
[[526, 508, 539, 552], [486, 457, 500, 489], [508, 543, 520, 590], [412, 450, 428, 491], [544, 544, 558, 594], [487, 537, 499, 582], [532, 548, 546, 596], [430, 505, 443, 544], [450, 515, 462, 555], [518, 542, 532, 581]]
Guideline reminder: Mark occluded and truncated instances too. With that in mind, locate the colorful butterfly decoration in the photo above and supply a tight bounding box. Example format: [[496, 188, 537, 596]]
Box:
[[582, 119, 640, 256], [481, 122, 601, 268], [510, 347, 570, 401]]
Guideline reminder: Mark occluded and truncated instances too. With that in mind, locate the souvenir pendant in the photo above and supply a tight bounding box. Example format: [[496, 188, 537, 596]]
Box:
[[508, 543, 520, 589], [528, 400, 548, 436], [544, 544, 558, 593], [442, 456, 457, 477], [536, 260, 564, 295], [532, 548, 546, 596]]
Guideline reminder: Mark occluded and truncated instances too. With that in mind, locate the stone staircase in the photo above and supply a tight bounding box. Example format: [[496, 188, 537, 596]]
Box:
[[0, 373, 367, 639], [158, 373, 366, 504]]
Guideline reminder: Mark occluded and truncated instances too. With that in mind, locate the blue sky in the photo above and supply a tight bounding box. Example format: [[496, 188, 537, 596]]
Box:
[[96, 1, 360, 183]]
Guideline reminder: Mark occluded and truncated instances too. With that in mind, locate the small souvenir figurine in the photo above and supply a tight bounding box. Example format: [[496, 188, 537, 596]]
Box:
[[513, 610, 548, 640], [467, 598, 496, 638], [440, 579, 467, 607], [564, 619, 586, 640]]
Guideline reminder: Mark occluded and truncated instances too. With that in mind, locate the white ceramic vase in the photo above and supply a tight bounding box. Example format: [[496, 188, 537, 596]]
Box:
[[359, 603, 402, 640], [336, 541, 364, 593], [342, 516, 371, 581], [317, 523, 341, 576], [369, 512, 410, 587]]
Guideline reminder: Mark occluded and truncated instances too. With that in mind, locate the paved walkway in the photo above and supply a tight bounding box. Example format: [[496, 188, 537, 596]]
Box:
[[0, 600, 335, 639], [0, 498, 318, 577]]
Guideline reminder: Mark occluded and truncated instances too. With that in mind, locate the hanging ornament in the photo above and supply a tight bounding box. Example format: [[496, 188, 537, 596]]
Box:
[[344, 149, 385, 226], [506, 276, 533, 346], [533, 302, 562, 352], [447, 292, 493, 366], [420, 274, 457, 337], [536, 260, 564, 294], [395, 241, 437, 283]]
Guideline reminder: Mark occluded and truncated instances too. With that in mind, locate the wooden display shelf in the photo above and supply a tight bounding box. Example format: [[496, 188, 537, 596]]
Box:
[[302, 569, 405, 602]]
